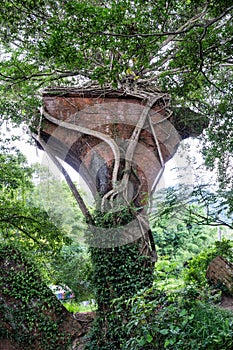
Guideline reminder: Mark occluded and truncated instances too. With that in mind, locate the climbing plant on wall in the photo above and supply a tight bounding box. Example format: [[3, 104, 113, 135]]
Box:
[[0, 242, 74, 350]]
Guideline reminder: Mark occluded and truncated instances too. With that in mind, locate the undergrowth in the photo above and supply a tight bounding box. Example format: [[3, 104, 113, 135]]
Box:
[[85, 239, 233, 350], [113, 287, 233, 350]]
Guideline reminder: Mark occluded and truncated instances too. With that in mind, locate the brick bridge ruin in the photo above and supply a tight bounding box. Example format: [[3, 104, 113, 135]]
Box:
[[34, 86, 207, 262]]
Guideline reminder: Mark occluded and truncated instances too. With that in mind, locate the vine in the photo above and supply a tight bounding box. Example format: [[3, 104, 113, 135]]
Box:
[[41, 106, 121, 190], [101, 93, 167, 209], [85, 208, 154, 350], [0, 242, 73, 350]]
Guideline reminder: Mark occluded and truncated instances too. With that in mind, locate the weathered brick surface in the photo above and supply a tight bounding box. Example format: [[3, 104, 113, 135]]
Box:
[[41, 93, 180, 203]]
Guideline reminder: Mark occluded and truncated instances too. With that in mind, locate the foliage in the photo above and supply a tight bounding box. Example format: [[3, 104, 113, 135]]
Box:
[[1, 2, 233, 348], [30, 165, 93, 301], [89, 238, 233, 349], [1, 160, 64, 247], [89, 207, 154, 300], [50, 244, 93, 302], [84, 208, 154, 350], [151, 238, 233, 297], [0, 147, 70, 268], [0, 145, 91, 304], [0, 0, 232, 89], [151, 205, 217, 260], [0, 242, 72, 350], [191, 185, 233, 228], [116, 287, 233, 350], [112, 237, 233, 350], [0, 147, 32, 191], [150, 186, 233, 302], [63, 300, 95, 313], [153, 258, 184, 291], [151, 185, 233, 234], [86, 241, 154, 349], [150, 200, 217, 291], [31, 164, 87, 243]]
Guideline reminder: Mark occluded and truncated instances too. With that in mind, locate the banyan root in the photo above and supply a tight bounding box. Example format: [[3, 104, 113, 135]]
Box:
[[41, 107, 121, 189], [101, 94, 167, 210]]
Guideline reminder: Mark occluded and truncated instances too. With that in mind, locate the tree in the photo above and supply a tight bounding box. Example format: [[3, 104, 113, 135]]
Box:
[[151, 205, 217, 260], [0, 146, 68, 255], [31, 165, 92, 301], [1, 1, 233, 348], [31, 164, 87, 244], [152, 184, 233, 232], [0, 141, 91, 300], [0, 1, 232, 181]]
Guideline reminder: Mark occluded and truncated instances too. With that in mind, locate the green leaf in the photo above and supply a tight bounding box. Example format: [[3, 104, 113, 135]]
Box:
[[146, 333, 153, 343], [160, 329, 169, 335]]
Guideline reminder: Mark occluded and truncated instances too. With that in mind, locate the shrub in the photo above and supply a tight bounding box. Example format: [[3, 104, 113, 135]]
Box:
[[117, 287, 233, 350]]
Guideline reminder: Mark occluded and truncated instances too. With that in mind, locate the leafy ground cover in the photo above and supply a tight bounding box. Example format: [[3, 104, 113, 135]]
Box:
[[119, 287, 233, 350], [85, 239, 233, 350], [122, 239, 233, 350]]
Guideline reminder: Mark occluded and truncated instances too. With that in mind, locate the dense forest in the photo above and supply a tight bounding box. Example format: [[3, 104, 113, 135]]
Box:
[[0, 1, 233, 349]]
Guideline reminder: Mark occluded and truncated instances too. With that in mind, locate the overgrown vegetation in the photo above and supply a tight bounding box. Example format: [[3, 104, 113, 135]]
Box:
[[183, 239, 233, 287], [85, 208, 154, 349], [84, 204, 233, 350], [1, 139, 232, 349], [115, 287, 233, 350], [0, 143, 92, 304], [31, 166, 92, 302], [91, 238, 233, 350], [0, 243, 72, 350]]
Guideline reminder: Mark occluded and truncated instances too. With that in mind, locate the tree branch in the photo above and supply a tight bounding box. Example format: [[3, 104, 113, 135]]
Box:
[[32, 133, 95, 225], [0, 218, 46, 246], [188, 210, 233, 230], [159, 4, 209, 50]]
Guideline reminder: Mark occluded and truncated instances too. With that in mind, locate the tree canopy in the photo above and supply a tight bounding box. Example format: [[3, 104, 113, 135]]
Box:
[[0, 0, 232, 192]]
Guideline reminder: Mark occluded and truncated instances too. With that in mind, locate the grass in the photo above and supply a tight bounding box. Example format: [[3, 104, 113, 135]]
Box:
[[62, 300, 96, 313]]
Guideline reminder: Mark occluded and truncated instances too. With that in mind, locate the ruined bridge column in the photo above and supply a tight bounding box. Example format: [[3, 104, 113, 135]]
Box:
[[35, 87, 207, 261]]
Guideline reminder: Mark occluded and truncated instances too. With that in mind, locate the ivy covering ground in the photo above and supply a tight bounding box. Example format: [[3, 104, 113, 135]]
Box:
[[0, 243, 73, 350]]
